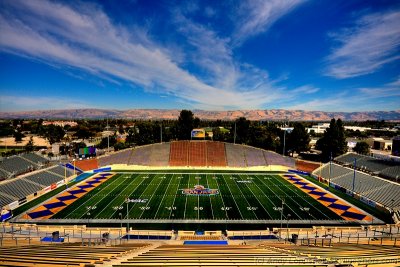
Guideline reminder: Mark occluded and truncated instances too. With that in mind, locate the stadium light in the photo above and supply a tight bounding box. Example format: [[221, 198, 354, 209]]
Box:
[[119, 213, 122, 236], [125, 199, 135, 239], [286, 213, 291, 241], [278, 199, 285, 240]]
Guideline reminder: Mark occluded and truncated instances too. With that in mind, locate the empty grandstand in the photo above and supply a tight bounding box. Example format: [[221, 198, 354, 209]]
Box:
[[335, 152, 400, 181], [0, 153, 49, 180], [0, 164, 73, 208], [96, 141, 294, 168], [313, 163, 400, 210]]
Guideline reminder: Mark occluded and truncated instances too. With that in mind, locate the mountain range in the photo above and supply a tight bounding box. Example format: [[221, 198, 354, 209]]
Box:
[[1, 109, 399, 121]]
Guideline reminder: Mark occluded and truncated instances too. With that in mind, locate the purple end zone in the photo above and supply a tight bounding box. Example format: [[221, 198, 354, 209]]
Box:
[[329, 202, 350, 211], [87, 180, 101, 185], [341, 211, 366, 220], [28, 209, 53, 219], [295, 181, 308, 186], [68, 189, 87, 195], [302, 185, 316, 191], [44, 202, 66, 209], [57, 195, 77, 201], [309, 190, 326, 196], [78, 184, 94, 189], [318, 196, 337, 203]]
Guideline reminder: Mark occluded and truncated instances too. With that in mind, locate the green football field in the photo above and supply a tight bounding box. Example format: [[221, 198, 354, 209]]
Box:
[[51, 172, 343, 221]]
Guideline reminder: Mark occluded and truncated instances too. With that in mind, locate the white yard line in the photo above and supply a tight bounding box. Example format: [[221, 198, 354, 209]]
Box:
[[274, 175, 327, 220], [72, 174, 123, 219], [226, 174, 259, 219], [221, 174, 244, 219], [254, 174, 301, 219], [153, 174, 175, 219], [249, 174, 278, 213], [95, 174, 143, 219], [243, 174, 272, 218], [168, 176, 182, 219], [136, 174, 165, 219], [183, 174, 190, 219], [205, 174, 215, 220], [210, 174, 228, 220]]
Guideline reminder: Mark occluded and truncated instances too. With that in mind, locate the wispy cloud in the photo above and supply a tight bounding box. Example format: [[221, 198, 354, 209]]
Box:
[[287, 78, 400, 112], [232, 0, 304, 46], [0, 95, 91, 111], [0, 0, 313, 111], [325, 10, 400, 79]]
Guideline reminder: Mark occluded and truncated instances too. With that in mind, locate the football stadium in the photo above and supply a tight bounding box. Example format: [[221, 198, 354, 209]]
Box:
[[1, 140, 399, 266]]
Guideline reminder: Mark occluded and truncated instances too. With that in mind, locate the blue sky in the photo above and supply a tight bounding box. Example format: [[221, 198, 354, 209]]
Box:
[[0, 0, 399, 112]]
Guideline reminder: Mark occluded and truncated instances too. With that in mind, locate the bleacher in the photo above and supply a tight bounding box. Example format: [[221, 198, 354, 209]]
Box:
[[94, 141, 298, 168], [264, 150, 296, 168], [225, 143, 246, 167], [0, 168, 10, 181], [113, 244, 320, 267], [47, 165, 73, 177], [314, 163, 400, 209], [0, 165, 73, 208], [188, 141, 206, 166], [244, 146, 267, 166], [0, 156, 38, 178], [206, 141, 227, 166], [74, 158, 99, 171], [20, 153, 49, 166], [0, 243, 149, 266], [0, 179, 43, 200], [129, 143, 170, 166], [98, 149, 133, 166], [264, 243, 400, 266], [149, 143, 170, 166], [335, 152, 400, 180], [23, 171, 64, 187], [169, 141, 189, 166]]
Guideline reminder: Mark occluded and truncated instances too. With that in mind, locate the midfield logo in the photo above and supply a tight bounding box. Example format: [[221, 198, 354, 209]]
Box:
[[182, 185, 219, 195]]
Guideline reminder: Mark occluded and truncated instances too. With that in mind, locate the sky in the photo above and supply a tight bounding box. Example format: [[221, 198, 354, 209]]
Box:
[[0, 0, 399, 112]]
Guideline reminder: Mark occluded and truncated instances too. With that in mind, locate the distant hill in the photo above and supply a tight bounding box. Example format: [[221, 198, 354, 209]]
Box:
[[1, 109, 399, 121]]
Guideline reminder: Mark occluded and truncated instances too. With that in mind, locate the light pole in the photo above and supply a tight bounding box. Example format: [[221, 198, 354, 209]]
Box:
[[73, 158, 76, 176], [119, 213, 122, 234], [125, 199, 134, 240], [278, 199, 285, 240], [286, 214, 291, 241]]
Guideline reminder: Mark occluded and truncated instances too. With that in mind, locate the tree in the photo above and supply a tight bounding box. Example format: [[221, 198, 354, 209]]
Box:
[[316, 118, 347, 162], [45, 125, 65, 144], [176, 110, 195, 140], [74, 126, 95, 141], [353, 141, 370, 155], [233, 117, 250, 144], [287, 123, 310, 155], [25, 136, 35, 152], [14, 130, 24, 143]]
